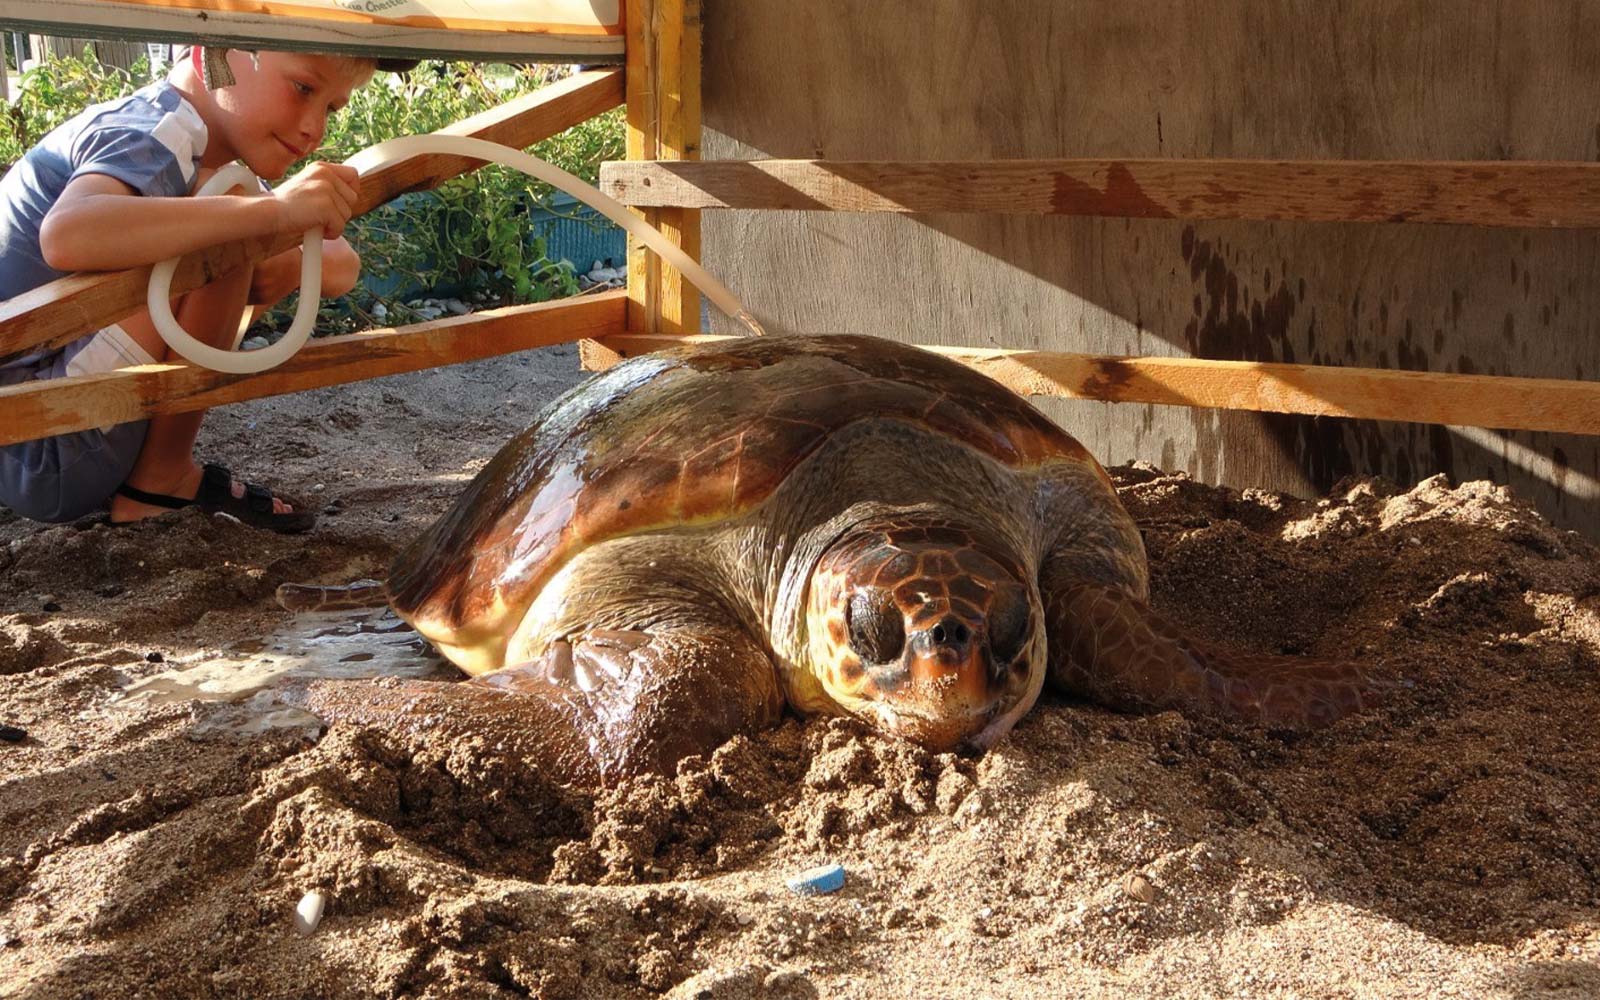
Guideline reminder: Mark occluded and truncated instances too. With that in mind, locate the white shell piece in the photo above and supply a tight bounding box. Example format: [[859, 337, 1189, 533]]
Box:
[[293, 890, 327, 936]]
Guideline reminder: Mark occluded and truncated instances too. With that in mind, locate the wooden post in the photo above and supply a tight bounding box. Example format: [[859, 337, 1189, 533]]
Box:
[[622, 0, 702, 336]]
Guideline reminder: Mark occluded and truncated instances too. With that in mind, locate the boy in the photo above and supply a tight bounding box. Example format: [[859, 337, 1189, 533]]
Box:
[[0, 45, 412, 532]]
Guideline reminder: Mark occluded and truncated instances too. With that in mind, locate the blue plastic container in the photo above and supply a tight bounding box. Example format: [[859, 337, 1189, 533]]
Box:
[[785, 863, 847, 896]]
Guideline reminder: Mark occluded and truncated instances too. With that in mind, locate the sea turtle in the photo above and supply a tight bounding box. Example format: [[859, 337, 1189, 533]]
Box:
[[281, 335, 1378, 786]]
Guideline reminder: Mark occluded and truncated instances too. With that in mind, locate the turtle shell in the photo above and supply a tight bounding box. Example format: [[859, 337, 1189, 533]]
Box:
[[388, 334, 1100, 648]]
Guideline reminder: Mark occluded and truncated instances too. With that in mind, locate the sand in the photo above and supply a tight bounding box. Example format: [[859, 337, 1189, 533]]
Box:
[[1, 342, 1598, 999]]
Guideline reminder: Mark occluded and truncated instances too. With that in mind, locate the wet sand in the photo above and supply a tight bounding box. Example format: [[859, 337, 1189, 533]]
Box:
[[1, 342, 1597, 999]]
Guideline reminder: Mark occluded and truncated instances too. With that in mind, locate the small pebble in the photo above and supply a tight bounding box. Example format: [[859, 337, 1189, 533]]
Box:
[[293, 891, 326, 936], [42, 601, 61, 613], [0, 725, 26, 743], [786, 863, 846, 896], [1123, 871, 1156, 904], [240, 336, 270, 351], [146, 651, 165, 663]]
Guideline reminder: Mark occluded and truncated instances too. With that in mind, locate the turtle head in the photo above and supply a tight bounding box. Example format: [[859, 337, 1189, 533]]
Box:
[[804, 517, 1044, 751]]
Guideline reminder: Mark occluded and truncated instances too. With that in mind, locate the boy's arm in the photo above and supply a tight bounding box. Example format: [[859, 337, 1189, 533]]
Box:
[[37, 162, 361, 273]]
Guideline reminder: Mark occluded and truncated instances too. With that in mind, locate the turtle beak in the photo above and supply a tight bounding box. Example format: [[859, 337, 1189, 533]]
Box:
[[904, 615, 1001, 716]]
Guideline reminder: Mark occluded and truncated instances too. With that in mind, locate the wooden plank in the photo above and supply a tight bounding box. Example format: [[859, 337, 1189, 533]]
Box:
[[623, 0, 702, 335], [591, 333, 1600, 437], [601, 157, 1600, 229], [0, 68, 624, 366], [0, 292, 625, 448], [0, 1, 625, 62]]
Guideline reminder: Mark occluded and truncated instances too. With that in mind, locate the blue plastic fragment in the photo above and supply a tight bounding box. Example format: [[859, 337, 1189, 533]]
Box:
[[786, 863, 846, 896]]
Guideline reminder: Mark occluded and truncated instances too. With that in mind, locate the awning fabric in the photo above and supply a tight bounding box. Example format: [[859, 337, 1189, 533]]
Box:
[[0, 0, 623, 62]]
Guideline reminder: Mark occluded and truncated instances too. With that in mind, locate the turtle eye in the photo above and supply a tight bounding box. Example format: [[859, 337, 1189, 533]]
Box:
[[847, 589, 905, 664], [987, 591, 1030, 666]]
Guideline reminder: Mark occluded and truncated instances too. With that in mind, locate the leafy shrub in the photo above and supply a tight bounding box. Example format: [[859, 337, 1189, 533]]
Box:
[[304, 61, 625, 332], [1, 48, 156, 170]]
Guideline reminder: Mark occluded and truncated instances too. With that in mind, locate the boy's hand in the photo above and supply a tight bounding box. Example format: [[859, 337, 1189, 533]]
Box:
[[273, 162, 360, 239]]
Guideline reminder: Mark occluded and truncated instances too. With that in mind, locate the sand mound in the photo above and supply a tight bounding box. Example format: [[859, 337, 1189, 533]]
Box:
[[2, 345, 1597, 998]]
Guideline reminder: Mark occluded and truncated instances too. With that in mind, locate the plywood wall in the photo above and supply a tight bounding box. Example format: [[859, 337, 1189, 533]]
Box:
[[698, 0, 1600, 530]]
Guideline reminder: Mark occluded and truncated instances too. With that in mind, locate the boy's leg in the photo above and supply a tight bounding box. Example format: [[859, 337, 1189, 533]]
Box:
[[110, 265, 296, 523]]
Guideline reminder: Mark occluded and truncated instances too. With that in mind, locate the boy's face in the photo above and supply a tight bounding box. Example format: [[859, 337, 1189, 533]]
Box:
[[210, 52, 372, 179]]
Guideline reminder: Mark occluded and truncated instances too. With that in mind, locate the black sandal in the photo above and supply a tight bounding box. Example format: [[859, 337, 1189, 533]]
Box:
[[115, 462, 317, 534]]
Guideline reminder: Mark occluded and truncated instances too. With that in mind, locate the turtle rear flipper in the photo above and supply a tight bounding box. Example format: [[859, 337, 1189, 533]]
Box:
[[1043, 582, 1381, 729], [292, 623, 785, 787]]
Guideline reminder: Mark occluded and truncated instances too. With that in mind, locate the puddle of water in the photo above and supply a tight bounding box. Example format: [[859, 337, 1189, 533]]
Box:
[[114, 606, 455, 736]]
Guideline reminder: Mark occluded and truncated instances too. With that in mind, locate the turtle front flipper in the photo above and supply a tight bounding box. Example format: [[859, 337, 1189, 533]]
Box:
[[295, 623, 786, 787], [1043, 582, 1380, 729]]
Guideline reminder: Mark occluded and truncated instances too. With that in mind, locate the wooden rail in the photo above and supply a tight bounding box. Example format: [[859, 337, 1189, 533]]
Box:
[[0, 67, 624, 367], [590, 332, 1600, 436], [0, 0, 625, 63], [0, 292, 625, 447], [599, 158, 1600, 228], [620, 0, 703, 339]]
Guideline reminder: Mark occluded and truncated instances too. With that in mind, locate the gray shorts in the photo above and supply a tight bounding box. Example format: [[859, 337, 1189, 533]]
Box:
[[0, 325, 156, 523]]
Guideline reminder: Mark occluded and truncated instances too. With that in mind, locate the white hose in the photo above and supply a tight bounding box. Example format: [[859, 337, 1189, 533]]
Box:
[[147, 163, 321, 374], [349, 136, 760, 332], [148, 136, 762, 374]]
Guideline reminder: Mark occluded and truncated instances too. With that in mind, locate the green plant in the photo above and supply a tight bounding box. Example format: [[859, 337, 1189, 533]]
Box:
[[1, 49, 157, 171], [283, 61, 625, 333]]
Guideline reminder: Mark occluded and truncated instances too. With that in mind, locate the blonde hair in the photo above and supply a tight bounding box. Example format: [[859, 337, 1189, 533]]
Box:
[[313, 53, 380, 84]]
